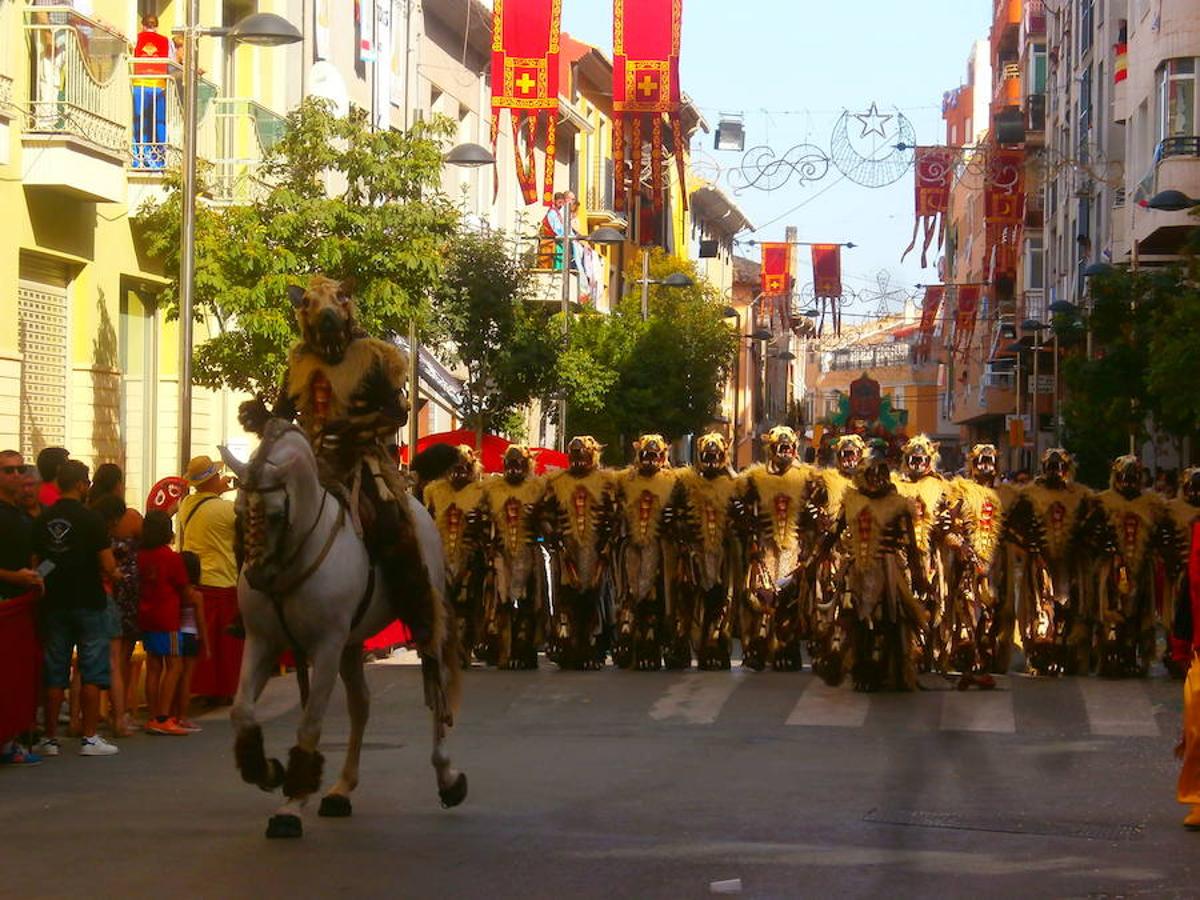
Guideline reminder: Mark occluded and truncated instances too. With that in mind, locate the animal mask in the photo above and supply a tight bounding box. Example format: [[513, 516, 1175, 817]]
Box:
[[448, 445, 482, 489], [854, 440, 893, 497], [289, 275, 359, 365], [503, 445, 535, 484], [901, 435, 940, 479], [761, 426, 799, 475], [633, 434, 670, 475], [1182, 467, 1200, 506], [567, 436, 603, 475], [1110, 455, 1144, 498], [1039, 447, 1076, 487], [695, 432, 730, 478], [966, 444, 999, 486], [833, 434, 867, 477]]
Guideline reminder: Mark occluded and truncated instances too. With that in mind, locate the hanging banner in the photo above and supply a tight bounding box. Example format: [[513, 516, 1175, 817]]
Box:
[[915, 284, 944, 363], [760, 242, 791, 296], [357, 0, 376, 64], [612, 0, 686, 213], [1114, 42, 1128, 82], [491, 0, 563, 205], [952, 285, 982, 361], [985, 148, 1024, 225], [373, 0, 392, 130], [902, 146, 958, 267], [812, 242, 844, 337], [315, 0, 332, 61]]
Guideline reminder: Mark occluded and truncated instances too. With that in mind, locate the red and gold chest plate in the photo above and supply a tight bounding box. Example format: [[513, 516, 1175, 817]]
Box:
[[1098, 489, 1163, 574], [739, 464, 814, 551], [620, 469, 677, 546]]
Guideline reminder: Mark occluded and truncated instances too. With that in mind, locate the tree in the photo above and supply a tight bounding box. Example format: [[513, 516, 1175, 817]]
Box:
[[560, 249, 737, 462], [137, 100, 460, 396], [430, 227, 560, 439]]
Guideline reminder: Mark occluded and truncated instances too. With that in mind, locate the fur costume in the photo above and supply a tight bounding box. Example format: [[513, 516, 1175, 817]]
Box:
[[543, 436, 619, 669], [731, 426, 816, 671], [1090, 456, 1167, 677], [1004, 448, 1094, 675], [666, 433, 740, 670], [611, 435, 679, 670], [423, 447, 487, 666], [813, 445, 927, 692], [478, 446, 548, 670], [944, 445, 1004, 685], [1166, 469, 1200, 675], [892, 435, 954, 671]]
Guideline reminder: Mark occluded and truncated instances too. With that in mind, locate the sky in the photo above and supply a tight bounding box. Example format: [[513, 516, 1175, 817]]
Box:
[[560, 1, 993, 323]]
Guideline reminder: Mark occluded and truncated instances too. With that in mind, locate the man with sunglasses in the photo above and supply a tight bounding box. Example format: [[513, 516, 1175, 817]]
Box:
[[0, 451, 40, 599]]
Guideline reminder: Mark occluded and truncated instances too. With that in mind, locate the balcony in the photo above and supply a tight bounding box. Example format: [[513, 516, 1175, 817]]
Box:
[[22, 7, 129, 202], [992, 0, 1021, 60], [1026, 93, 1046, 135], [1131, 137, 1200, 256], [994, 65, 1022, 107], [1021, 289, 1046, 322], [821, 342, 914, 374], [0, 0, 16, 117], [1023, 0, 1046, 37]]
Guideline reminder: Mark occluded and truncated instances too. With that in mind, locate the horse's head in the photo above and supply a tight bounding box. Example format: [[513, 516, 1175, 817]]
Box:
[[228, 420, 317, 592]]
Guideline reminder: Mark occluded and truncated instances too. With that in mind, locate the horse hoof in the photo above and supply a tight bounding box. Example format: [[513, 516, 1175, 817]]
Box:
[[439, 772, 468, 809], [261, 758, 286, 793], [265, 814, 303, 839], [318, 794, 353, 818]]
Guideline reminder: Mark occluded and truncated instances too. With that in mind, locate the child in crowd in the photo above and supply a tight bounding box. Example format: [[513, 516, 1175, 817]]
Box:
[[170, 551, 209, 732], [137, 511, 190, 736]]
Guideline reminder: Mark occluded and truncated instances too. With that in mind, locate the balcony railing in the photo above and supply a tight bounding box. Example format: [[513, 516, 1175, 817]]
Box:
[[1022, 289, 1046, 322], [1024, 0, 1046, 35], [25, 7, 128, 153], [0, 0, 16, 111], [822, 342, 914, 373], [1158, 136, 1200, 162], [198, 98, 285, 203]]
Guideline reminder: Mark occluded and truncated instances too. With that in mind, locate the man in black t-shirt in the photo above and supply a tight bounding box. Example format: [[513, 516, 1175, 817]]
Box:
[[0, 450, 39, 600], [31, 460, 121, 757]]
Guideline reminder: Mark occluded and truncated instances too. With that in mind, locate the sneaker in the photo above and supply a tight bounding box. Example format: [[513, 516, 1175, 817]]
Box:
[[173, 718, 203, 733], [32, 738, 60, 757], [0, 745, 43, 766], [79, 735, 119, 756], [146, 718, 189, 736]]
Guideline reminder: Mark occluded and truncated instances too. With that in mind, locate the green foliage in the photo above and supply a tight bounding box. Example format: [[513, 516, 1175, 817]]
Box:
[[1058, 224, 1200, 487], [137, 100, 460, 395], [430, 227, 560, 439], [561, 249, 737, 463]]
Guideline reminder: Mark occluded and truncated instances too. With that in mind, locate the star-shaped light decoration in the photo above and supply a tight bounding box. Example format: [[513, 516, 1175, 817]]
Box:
[[853, 102, 894, 139]]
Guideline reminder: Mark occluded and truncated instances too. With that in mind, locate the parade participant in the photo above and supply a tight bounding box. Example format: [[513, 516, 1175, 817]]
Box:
[[892, 434, 955, 671], [945, 444, 1004, 688], [1003, 448, 1094, 675], [731, 426, 815, 671], [809, 441, 928, 691], [1089, 455, 1167, 677], [1174, 468, 1200, 829], [542, 436, 618, 670], [611, 435, 677, 670], [1167, 468, 1200, 675], [423, 446, 487, 666], [238, 276, 435, 645], [665, 433, 739, 670], [478, 446, 547, 670]]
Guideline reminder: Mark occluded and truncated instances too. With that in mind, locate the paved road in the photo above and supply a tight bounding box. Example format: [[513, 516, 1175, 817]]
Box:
[[3, 661, 1196, 899]]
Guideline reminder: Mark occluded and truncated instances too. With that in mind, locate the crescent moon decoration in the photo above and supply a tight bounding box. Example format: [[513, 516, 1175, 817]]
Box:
[[728, 143, 832, 194], [829, 108, 916, 188]]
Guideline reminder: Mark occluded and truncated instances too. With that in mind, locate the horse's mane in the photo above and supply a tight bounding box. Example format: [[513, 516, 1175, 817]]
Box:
[[246, 419, 311, 486]]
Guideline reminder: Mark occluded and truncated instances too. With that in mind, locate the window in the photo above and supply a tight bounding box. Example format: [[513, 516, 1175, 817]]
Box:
[[1026, 236, 1045, 290], [1030, 44, 1048, 94], [1079, 64, 1092, 133], [1079, 0, 1094, 55], [1158, 59, 1197, 140]]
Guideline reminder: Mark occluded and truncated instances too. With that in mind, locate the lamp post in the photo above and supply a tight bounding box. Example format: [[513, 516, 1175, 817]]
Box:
[[1021, 319, 1050, 461], [636, 250, 693, 321], [723, 304, 741, 461], [177, 9, 301, 473]]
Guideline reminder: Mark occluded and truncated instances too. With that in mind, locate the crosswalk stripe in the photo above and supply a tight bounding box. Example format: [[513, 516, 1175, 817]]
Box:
[[1078, 679, 1160, 737], [649, 672, 744, 725], [785, 679, 871, 728], [940, 689, 1016, 733]]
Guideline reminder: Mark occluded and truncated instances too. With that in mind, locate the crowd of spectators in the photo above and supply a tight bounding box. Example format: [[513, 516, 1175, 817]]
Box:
[[0, 446, 243, 767]]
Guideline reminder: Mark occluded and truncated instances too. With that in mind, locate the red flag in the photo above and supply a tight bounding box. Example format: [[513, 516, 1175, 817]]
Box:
[[915, 285, 944, 363], [985, 148, 1024, 225], [490, 0, 563, 205], [760, 242, 791, 297], [811, 244, 842, 299], [952, 286, 982, 361], [902, 146, 958, 267], [613, 0, 685, 213]]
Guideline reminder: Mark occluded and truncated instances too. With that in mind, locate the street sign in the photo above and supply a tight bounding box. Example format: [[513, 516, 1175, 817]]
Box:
[[1027, 374, 1054, 394]]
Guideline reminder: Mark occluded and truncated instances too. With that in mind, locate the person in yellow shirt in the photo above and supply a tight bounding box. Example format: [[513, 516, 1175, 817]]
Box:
[[178, 456, 240, 704]]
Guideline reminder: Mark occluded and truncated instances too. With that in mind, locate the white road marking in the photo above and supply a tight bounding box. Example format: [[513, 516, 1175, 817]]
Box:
[[785, 679, 870, 728], [1079, 678, 1160, 736], [940, 689, 1016, 733], [650, 672, 743, 725]]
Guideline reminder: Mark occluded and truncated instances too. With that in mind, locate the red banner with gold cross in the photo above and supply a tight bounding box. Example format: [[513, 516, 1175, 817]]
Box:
[[612, 0, 685, 214], [952, 285, 982, 361], [760, 242, 791, 297], [902, 146, 958, 268], [915, 284, 944, 363], [490, 0, 562, 205]]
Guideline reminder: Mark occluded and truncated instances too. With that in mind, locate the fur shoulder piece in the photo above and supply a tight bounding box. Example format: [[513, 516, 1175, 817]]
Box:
[[741, 463, 812, 502], [286, 337, 408, 416], [546, 467, 613, 508], [424, 479, 485, 517], [483, 474, 546, 513]]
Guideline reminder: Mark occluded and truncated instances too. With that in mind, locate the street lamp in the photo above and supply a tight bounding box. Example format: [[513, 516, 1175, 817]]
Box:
[[635, 251, 694, 321], [177, 6, 301, 473], [1146, 189, 1200, 211], [443, 142, 496, 168]]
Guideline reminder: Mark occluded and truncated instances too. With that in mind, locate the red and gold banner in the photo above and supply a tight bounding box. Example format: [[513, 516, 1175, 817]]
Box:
[[1114, 43, 1128, 82], [915, 285, 944, 363], [952, 285, 982, 361], [902, 146, 958, 267], [811, 244, 842, 298], [985, 148, 1025, 225], [612, 0, 685, 213], [760, 242, 791, 297], [490, 0, 563, 205]]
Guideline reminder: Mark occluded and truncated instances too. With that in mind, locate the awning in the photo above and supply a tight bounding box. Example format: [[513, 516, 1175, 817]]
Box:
[[393, 337, 466, 416]]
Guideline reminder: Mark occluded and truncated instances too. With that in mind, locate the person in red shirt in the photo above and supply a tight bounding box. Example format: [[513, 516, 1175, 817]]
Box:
[[35, 447, 68, 508], [132, 14, 172, 169], [137, 510, 190, 736]]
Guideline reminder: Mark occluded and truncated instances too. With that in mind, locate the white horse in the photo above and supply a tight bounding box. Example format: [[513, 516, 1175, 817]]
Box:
[[219, 420, 466, 839]]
